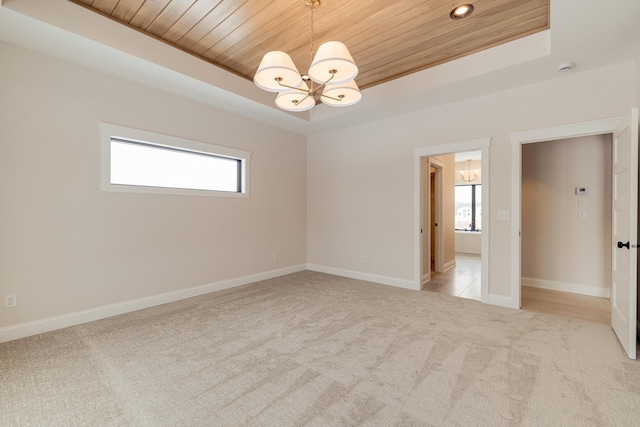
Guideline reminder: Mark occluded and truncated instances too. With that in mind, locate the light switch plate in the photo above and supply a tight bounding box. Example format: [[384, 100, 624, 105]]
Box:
[[498, 210, 510, 221]]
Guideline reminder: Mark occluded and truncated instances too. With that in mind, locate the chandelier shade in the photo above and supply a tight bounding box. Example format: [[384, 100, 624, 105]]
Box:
[[275, 82, 315, 112], [253, 1, 361, 111], [321, 79, 362, 107], [308, 41, 358, 84], [253, 51, 302, 92]]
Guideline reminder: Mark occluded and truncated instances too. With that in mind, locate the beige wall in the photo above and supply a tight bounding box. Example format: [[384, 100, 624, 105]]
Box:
[[521, 135, 612, 295], [1, 41, 638, 333], [0, 42, 307, 328], [307, 61, 636, 300]]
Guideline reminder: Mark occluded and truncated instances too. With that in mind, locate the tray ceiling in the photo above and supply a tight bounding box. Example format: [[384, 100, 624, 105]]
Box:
[[69, 0, 549, 90]]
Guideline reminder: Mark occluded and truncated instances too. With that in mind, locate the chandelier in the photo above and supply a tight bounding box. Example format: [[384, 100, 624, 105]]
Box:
[[253, 0, 361, 112], [460, 159, 480, 182]]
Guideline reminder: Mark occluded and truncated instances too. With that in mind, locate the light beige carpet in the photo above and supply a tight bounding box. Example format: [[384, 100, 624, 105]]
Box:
[[1, 271, 639, 426]]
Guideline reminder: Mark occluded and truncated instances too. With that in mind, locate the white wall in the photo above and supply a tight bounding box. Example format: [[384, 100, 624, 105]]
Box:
[[307, 61, 637, 302], [0, 42, 307, 331], [455, 232, 481, 254], [521, 135, 612, 297]]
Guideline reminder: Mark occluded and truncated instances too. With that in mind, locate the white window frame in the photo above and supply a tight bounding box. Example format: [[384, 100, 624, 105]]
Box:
[[100, 123, 250, 198]]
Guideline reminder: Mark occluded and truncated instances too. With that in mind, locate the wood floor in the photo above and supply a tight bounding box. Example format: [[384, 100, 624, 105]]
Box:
[[423, 253, 611, 325], [521, 286, 610, 325]]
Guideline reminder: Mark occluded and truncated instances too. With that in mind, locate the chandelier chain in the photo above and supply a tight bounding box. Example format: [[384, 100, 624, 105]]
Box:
[[309, 7, 314, 68]]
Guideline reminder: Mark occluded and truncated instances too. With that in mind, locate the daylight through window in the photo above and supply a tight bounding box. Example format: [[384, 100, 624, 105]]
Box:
[[100, 123, 250, 197], [455, 184, 481, 231], [110, 139, 241, 192]]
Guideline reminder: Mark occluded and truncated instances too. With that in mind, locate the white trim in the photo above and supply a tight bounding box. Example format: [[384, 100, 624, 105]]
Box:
[[510, 118, 622, 144], [510, 139, 522, 309], [99, 122, 251, 198], [306, 264, 416, 290], [0, 265, 305, 344], [413, 138, 491, 304], [510, 117, 622, 310], [522, 278, 611, 299], [487, 294, 515, 309]]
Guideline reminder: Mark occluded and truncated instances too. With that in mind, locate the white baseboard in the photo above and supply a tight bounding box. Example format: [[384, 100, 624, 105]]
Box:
[[0, 264, 306, 344], [522, 277, 611, 298], [306, 264, 417, 290], [444, 259, 457, 272], [488, 293, 518, 309]]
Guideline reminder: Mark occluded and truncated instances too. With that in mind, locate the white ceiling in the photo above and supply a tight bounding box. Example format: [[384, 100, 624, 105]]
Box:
[[1, 0, 639, 136]]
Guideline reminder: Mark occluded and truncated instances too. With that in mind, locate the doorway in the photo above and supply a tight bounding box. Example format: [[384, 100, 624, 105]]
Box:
[[510, 112, 638, 359], [520, 135, 612, 318], [423, 151, 483, 300], [510, 117, 627, 306], [413, 138, 491, 303], [422, 156, 444, 285]]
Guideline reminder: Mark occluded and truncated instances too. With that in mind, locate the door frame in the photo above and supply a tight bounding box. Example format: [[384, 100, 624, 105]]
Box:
[[510, 117, 623, 309], [430, 157, 444, 274], [421, 156, 444, 285], [413, 138, 491, 302]]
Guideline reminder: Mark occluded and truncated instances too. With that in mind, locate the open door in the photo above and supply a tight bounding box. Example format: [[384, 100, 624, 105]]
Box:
[[430, 158, 445, 274], [421, 157, 444, 287], [611, 107, 638, 360]]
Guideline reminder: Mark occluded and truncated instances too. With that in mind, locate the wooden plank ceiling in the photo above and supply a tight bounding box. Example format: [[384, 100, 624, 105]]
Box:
[[69, 0, 549, 90]]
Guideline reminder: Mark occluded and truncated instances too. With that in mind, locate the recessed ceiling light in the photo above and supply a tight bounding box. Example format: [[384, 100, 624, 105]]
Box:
[[450, 4, 474, 20]]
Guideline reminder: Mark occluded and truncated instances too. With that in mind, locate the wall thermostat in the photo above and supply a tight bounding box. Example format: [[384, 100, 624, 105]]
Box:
[[575, 187, 589, 195]]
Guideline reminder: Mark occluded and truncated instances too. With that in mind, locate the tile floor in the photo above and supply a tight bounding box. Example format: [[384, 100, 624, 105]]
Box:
[[422, 253, 481, 301]]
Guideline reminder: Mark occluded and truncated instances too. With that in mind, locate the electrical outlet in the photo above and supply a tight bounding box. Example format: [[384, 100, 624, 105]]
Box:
[[362, 255, 367, 263], [272, 253, 278, 261], [5, 294, 16, 309]]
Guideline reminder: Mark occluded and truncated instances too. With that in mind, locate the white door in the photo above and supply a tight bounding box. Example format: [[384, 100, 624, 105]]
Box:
[[612, 107, 638, 360]]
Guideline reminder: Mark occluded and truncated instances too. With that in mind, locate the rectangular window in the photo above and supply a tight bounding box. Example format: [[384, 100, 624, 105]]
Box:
[[100, 123, 250, 197], [455, 184, 481, 231]]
